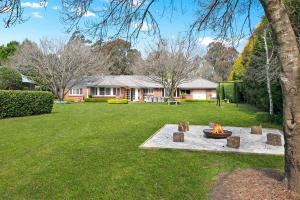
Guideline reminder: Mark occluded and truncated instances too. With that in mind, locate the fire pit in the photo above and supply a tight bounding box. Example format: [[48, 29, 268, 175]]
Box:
[[203, 123, 232, 139]]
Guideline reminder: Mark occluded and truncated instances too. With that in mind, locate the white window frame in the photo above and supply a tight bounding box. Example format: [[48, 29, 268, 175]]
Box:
[[94, 87, 120, 96], [144, 88, 153, 95], [69, 88, 83, 96]]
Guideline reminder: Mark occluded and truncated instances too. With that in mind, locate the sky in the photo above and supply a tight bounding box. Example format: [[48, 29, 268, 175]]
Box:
[[0, 0, 265, 55]]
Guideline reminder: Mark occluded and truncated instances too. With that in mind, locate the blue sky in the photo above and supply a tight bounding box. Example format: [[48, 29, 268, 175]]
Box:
[[0, 0, 264, 55]]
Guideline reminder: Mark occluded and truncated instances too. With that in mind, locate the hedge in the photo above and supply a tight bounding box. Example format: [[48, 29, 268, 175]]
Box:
[[84, 98, 112, 102], [217, 82, 243, 103], [64, 98, 75, 103], [0, 90, 54, 118], [107, 99, 128, 104]]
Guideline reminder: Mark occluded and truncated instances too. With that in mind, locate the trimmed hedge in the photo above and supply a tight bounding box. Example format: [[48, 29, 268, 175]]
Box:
[[84, 98, 112, 102], [255, 111, 283, 124], [107, 99, 128, 104], [64, 98, 75, 103], [0, 90, 53, 118]]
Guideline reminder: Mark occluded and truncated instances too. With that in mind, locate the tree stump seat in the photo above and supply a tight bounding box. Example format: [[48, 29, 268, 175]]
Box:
[[227, 136, 240, 148], [251, 125, 262, 135], [267, 133, 282, 146], [173, 132, 184, 142], [178, 122, 189, 132]]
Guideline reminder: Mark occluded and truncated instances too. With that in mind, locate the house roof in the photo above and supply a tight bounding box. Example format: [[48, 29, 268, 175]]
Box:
[[178, 79, 218, 89], [21, 74, 35, 84], [74, 75, 217, 89]]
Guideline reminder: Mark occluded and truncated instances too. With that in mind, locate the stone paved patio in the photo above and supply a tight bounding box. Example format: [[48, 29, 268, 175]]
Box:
[[140, 124, 284, 155]]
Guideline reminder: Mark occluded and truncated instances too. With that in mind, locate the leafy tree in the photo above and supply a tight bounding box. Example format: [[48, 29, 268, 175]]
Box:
[[0, 41, 19, 65], [96, 39, 142, 75], [0, 66, 22, 90], [204, 42, 238, 82]]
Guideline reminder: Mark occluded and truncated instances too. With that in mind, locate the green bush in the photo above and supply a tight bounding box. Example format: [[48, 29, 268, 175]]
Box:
[[0, 66, 22, 90], [0, 90, 53, 118], [84, 98, 112, 102], [255, 112, 272, 122], [107, 99, 128, 104], [255, 111, 283, 124], [64, 98, 75, 103]]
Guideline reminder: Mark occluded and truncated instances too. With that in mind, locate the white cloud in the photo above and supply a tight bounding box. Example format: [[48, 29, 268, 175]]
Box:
[[198, 37, 216, 47], [32, 12, 43, 18], [52, 6, 60, 10], [132, 22, 153, 32], [132, 0, 142, 7], [21, 1, 48, 8], [83, 10, 96, 17]]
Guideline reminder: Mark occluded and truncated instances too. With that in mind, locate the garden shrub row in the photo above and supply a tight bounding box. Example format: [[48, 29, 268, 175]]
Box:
[[84, 98, 114, 102], [0, 90, 54, 118], [64, 98, 75, 103], [107, 99, 128, 104], [255, 112, 283, 124]]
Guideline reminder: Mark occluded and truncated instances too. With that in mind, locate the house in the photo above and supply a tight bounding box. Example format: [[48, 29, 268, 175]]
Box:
[[64, 75, 218, 102]]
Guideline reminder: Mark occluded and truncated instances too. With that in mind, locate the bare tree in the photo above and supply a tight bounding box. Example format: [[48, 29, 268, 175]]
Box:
[[141, 38, 200, 100], [11, 38, 106, 101], [2, 0, 300, 193], [59, 0, 300, 193], [246, 24, 280, 116]]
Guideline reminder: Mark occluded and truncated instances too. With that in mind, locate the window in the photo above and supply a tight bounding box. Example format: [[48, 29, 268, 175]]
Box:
[[113, 88, 120, 95], [96, 87, 120, 96], [144, 88, 153, 95], [70, 88, 83, 95], [99, 88, 105, 95], [181, 90, 191, 95]]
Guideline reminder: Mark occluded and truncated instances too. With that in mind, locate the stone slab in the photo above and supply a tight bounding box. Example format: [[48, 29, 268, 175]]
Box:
[[140, 124, 284, 155]]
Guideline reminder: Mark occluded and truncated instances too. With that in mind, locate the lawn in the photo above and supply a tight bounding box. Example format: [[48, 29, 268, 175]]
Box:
[[0, 102, 283, 199]]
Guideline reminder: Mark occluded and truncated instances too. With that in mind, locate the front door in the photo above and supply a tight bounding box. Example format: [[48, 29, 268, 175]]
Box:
[[126, 88, 136, 101]]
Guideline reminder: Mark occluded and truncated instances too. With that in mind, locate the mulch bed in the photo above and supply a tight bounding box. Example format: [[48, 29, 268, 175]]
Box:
[[210, 169, 300, 200]]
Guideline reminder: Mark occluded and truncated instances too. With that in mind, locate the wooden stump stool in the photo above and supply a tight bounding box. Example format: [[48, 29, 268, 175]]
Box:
[[251, 125, 262, 135], [267, 133, 282, 146], [178, 122, 189, 132], [173, 132, 184, 142], [227, 136, 240, 149], [209, 121, 216, 128]]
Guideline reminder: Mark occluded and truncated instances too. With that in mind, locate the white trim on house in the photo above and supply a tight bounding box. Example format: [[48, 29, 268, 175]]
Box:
[[69, 88, 83, 96]]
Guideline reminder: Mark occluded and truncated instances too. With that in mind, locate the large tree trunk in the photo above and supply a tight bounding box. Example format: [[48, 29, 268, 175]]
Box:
[[260, 0, 300, 193]]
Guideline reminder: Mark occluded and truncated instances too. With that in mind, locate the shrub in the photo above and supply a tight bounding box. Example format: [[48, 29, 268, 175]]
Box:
[[107, 99, 128, 104], [84, 98, 111, 102], [0, 66, 22, 90], [256, 112, 272, 122], [64, 98, 75, 103], [0, 90, 53, 118], [255, 112, 283, 124]]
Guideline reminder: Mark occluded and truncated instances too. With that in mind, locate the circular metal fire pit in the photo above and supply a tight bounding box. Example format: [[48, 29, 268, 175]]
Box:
[[203, 129, 232, 139]]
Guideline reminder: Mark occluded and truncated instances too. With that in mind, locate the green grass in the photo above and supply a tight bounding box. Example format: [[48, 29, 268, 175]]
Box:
[[0, 102, 283, 199]]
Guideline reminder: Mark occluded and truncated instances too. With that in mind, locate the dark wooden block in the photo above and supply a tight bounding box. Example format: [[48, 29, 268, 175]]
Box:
[[227, 136, 240, 148], [267, 133, 282, 146], [173, 132, 184, 142], [251, 125, 262, 135]]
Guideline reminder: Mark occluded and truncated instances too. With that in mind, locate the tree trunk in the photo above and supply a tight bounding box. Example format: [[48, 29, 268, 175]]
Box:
[[57, 88, 65, 101], [263, 30, 274, 115], [260, 0, 300, 193]]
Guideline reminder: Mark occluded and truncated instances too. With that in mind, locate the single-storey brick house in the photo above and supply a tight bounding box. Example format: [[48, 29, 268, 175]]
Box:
[[65, 75, 218, 102]]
